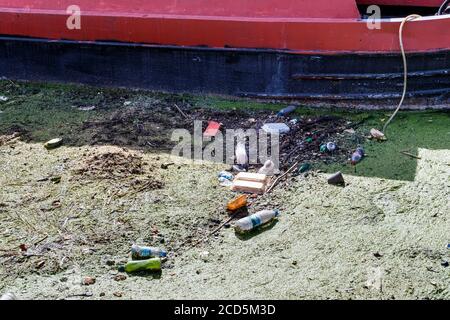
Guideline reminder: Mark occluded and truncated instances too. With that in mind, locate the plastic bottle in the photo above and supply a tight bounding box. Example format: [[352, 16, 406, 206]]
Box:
[[277, 105, 296, 117], [258, 160, 275, 176], [218, 171, 233, 181], [298, 163, 311, 174], [131, 245, 167, 260], [351, 147, 365, 165], [233, 210, 280, 233], [320, 142, 337, 153], [119, 258, 161, 273], [236, 141, 247, 165]]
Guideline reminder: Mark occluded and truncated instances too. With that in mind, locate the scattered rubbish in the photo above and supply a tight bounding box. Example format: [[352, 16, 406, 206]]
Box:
[[199, 251, 210, 262], [44, 138, 63, 150], [233, 209, 280, 233], [441, 260, 449, 268], [119, 258, 161, 273], [232, 172, 269, 194], [262, 123, 290, 134], [0, 96, 8, 102], [447, 243, 450, 250], [320, 142, 337, 153], [227, 195, 248, 211], [219, 177, 233, 187], [289, 118, 299, 125], [203, 121, 222, 137], [123, 101, 132, 106], [0, 292, 16, 300], [218, 171, 233, 181], [131, 244, 167, 259], [19, 244, 27, 252], [83, 276, 96, 286], [370, 128, 387, 141], [218, 171, 233, 187], [235, 141, 248, 165], [235, 172, 268, 183], [161, 162, 175, 170], [351, 147, 365, 165], [258, 160, 276, 176], [277, 105, 297, 117], [328, 172, 345, 186], [232, 165, 247, 173], [298, 163, 311, 174], [400, 151, 421, 160], [305, 137, 313, 143], [77, 105, 96, 111], [113, 292, 123, 298], [232, 180, 267, 195]]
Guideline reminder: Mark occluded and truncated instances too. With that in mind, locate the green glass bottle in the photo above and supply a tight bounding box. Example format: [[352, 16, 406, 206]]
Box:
[[120, 258, 161, 273]]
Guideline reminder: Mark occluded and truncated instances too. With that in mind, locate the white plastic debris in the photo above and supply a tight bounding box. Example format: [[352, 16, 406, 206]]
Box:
[[262, 123, 290, 134]]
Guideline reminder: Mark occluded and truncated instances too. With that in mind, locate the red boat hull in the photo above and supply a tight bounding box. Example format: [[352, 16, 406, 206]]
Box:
[[0, 1, 449, 99]]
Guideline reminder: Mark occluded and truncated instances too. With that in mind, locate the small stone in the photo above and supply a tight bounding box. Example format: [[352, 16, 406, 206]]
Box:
[[83, 276, 96, 286], [113, 292, 123, 298], [373, 252, 383, 259], [99, 292, 106, 297], [292, 261, 298, 266], [114, 274, 127, 282]]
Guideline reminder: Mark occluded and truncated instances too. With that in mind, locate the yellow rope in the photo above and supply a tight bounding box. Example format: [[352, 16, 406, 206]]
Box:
[[382, 14, 422, 135]]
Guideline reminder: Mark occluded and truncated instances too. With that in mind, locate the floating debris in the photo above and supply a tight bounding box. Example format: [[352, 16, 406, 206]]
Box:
[[328, 172, 345, 186], [233, 210, 279, 234], [262, 123, 290, 134], [44, 138, 63, 150]]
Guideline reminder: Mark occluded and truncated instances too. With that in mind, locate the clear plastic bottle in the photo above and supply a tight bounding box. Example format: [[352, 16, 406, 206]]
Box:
[[258, 160, 275, 176], [277, 105, 296, 117], [119, 258, 161, 273], [131, 245, 167, 260], [233, 210, 280, 233]]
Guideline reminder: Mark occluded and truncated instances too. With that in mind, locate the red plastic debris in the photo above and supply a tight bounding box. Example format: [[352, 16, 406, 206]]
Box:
[[203, 121, 222, 137]]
